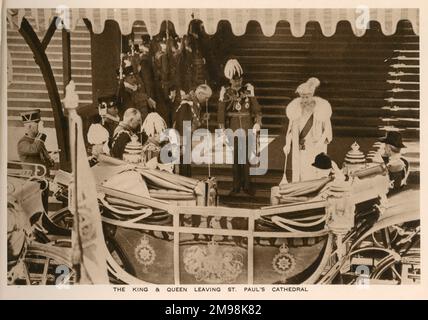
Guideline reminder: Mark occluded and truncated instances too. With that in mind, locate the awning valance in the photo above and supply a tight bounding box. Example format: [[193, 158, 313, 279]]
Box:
[[8, 8, 419, 37]]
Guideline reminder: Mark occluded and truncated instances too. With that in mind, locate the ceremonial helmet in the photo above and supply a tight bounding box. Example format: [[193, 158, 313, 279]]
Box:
[[224, 58, 243, 80]]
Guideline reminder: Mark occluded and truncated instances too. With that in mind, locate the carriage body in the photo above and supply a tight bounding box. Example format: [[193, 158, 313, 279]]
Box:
[[6, 158, 420, 285]]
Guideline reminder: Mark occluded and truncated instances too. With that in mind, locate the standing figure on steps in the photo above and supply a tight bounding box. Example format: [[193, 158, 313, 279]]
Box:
[[118, 62, 157, 123], [283, 77, 333, 182], [217, 59, 262, 196], [173, 84, 212, 177]]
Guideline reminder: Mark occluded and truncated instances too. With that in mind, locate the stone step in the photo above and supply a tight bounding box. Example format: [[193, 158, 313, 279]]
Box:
[[254, 87, 419, 99], [244, 71, 419, 82], [11, 73, 92, 83], [258, 105, 419, 118], [7, 36, 90, 46], [11, 57, 91, 68], [234, 41, 419, 50], [237, 55, 420, 66], [235, 46, 419, 57], [8, 81, 91, 91], [9, 51, 91, 60], [11, 65, 92, 76], [7, 97, 92, 106], [261, 114, 419, 127], [251, 79, 419, 91], [7, 89, 92, 101], [257, 95, 420, 107], [8, 43, 91, 53], [7, 29, 91, 39]]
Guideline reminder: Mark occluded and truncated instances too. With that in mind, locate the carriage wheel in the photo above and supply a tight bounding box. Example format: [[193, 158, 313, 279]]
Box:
[[13, 243, 75, 285], [48, 207, 73, 230], [351, 222, 420, 285], [370, 233, 420, 284]]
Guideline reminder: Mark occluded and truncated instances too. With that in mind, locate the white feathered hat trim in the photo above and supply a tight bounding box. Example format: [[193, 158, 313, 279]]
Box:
[[296, 77, 320, 96], [224, 59, 243, 80], [87, 123, 109, 145], [142, 112, 167, 138]]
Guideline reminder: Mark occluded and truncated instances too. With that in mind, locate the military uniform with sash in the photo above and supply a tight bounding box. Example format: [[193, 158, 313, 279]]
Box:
[[173, 91, 202, 177], [118, 66, 156, 122], [218, 80, 262, 194], [110, 122, 140, 160]]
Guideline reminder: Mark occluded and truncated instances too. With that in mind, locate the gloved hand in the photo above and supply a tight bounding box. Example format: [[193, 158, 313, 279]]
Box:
[[283, 143, 290, 155], [36, 132, 47, 142], [148, 97, 157, 110], [252, 122, 261, 133]]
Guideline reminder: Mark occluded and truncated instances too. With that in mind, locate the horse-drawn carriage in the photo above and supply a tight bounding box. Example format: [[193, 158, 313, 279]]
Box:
[[7, 150, 420, 285]]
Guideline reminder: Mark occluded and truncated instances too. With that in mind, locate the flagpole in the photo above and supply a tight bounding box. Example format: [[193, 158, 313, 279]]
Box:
[[65, 80, 83, 282], [64, 80, 109, 284], [72, 122, 82, 282]]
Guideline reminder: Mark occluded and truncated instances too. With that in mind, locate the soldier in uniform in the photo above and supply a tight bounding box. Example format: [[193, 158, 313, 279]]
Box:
[[110, 108, 143, 160], [17, 109, 54, 175], [217, 59, 262, 195], [17, 109, 54, 214], [138, 34, 155, 102], [173, 84, 212, 177], [118, 64, 156, 122], [380, 131, 409, 191], [87, 95, 120, 157], [97, 94, 120, 138]]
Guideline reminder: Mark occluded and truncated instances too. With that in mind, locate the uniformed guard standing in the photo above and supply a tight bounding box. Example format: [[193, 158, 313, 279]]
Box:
[[173, 84, 212, 177], [139, 35, 156, 102], [17, 109, 55, 175], [118, 63, 156, 122], [217, 59, 262, 195]]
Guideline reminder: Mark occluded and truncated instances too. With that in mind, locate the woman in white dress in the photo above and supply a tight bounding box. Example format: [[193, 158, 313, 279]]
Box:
[[283, 77, 333, 182]]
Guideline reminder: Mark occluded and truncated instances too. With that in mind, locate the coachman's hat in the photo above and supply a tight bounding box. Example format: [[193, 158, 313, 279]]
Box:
[[379, 131, 406, 149], [20, 109, 41, 123], [312, 152, 332, 170]]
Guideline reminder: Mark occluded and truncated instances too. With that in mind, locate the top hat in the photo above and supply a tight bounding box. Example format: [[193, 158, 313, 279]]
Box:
[[20, 109, 41, 123], [379, 131, 406, 148], [312, 152, 332, 170], [98, 95, 118, 109]]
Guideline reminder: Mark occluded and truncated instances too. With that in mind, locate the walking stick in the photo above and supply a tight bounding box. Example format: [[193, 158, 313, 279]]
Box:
[[279, 148, 289, 185]]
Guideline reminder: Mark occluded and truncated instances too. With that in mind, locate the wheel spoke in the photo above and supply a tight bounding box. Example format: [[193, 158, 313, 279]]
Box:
[[22, 262, 32, 285], [41, 258, 51, 285], [383, 228, 392, 249], [391, 265, 402, 281]]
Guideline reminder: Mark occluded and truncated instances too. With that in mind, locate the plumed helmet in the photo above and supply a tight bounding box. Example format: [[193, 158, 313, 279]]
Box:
[[141, 112, 167, 138], [224, 59, 243, 80], [296, 77, 321, 96], [87, 123, 109, 145]]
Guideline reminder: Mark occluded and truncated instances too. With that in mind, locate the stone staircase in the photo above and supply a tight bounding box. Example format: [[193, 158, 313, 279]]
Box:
[[7, 19, 93, 130], [7, 17, 419, 206], [199, 20, 420, 205]]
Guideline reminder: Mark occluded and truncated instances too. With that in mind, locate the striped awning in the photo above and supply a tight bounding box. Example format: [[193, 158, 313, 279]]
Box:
[[8, 8, 419, 37]]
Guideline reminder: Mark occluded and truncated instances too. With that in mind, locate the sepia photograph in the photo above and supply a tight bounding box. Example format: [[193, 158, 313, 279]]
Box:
[[1, 0, 425, 300]]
